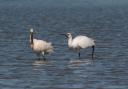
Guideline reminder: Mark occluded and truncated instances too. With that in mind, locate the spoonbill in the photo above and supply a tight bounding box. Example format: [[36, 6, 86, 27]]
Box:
[[64, 33, 95, 59], [29, 28, 53, 60]]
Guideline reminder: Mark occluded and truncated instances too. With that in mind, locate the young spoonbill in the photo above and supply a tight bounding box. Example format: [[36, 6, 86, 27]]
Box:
[[64, 33, 95, 59], [29, 28, 53, 60]]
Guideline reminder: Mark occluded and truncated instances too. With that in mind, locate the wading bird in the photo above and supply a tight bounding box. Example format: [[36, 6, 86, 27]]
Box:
[[64, 33, 95, 59], [29, 28, 53, 60]]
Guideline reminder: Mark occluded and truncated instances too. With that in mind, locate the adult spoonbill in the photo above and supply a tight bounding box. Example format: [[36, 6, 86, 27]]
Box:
[[29, 28, 53, 60], [64, 33, 95, 59]]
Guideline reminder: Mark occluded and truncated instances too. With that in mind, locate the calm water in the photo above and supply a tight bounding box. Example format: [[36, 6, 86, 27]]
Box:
[[0, 0, 128, 89]]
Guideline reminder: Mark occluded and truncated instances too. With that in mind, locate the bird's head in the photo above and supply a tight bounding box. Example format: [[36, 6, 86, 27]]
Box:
[[30, 28, 34, 33], [65, 33, 72, 38], [60, 32, 72, 39], [29, 28, 34, 45]]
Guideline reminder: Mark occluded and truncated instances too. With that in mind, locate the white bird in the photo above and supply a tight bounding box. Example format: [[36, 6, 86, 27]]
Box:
[[64, 33, 95, 59], [29, 28, 53, 60]]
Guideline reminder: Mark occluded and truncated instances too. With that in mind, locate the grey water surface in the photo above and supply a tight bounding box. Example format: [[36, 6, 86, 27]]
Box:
[[0, 0, 128, 89]]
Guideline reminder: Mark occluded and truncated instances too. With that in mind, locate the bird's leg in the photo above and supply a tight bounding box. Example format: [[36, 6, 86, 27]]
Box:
[[37, 53, 41, 60], [78, 52, 81, 59], [42, 52, 46, 61], [76, 48, 81, 59], [92, 45, 95, 59]]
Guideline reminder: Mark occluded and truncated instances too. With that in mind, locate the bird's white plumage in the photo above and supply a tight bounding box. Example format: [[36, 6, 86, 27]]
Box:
[[72, 35, 95, 49], [29, 28, 53, 59], [32, 39, 53, 54], [65, 33, 95, 59], [30, 28, 33, 32], [66, 33, 95, 50]]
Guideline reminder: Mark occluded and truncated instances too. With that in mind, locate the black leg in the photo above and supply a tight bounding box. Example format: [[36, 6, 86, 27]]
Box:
[[78, 52, 80, 59], [92, 45, 95, 59], [37, 53, 41, 60], [42, 52, 46, 61], [42, 55, 46, 61], [43, 57, 46, 61], [38, 57, 41, 60]]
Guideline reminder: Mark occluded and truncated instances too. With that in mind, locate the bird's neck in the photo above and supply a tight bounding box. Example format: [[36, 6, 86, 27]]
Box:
[[30, 32, 34, 46], [68, 37, 73, 48]]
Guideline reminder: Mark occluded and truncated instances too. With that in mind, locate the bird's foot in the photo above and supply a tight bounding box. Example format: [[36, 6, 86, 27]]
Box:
[[43, 58, 46, 61], [38, 58, 42, 60]]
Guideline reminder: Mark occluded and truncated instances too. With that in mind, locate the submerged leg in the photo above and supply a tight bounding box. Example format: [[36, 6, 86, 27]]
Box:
[[92, 45, 95, 59], [37, 53, 41, 60], [78, 52, 80, 59], [76, 48, 81, 59], [42, 52, 46, 61]]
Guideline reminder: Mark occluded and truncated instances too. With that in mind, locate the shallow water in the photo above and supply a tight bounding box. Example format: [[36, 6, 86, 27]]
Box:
[[0, 0, 128, 89]]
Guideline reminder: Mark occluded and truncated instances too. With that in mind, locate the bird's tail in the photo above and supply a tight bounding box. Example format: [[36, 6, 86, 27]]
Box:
[[46, 42, 54, 53]]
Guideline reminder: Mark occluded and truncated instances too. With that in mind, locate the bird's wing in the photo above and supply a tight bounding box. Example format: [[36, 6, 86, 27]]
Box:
[[73, 36, 94, 48], [32, 39, 53, 54]]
